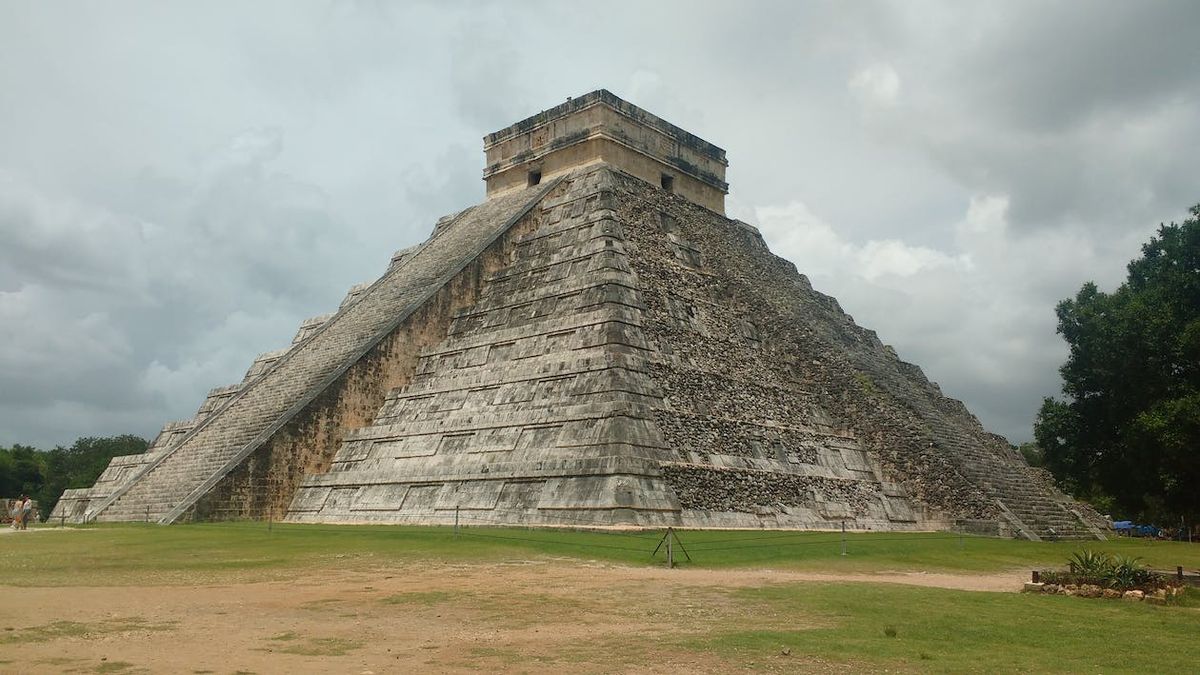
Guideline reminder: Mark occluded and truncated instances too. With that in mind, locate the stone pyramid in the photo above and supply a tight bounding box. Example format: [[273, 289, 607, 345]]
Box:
[[55, 90, 1105, 540]]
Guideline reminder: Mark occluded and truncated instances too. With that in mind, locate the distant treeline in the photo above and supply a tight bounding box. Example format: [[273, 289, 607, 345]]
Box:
[[0, 435, 148, 520]]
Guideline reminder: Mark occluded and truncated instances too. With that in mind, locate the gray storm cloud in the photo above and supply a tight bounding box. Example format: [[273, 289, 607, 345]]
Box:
[[1, 0, 1197, 447]]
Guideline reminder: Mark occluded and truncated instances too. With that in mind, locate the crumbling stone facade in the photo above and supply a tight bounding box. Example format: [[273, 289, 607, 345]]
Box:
[[57, 90, 1104, 540]]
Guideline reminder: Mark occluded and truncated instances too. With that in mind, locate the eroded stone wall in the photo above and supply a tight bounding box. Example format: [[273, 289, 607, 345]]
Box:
[[612, 169, 1100, 537]]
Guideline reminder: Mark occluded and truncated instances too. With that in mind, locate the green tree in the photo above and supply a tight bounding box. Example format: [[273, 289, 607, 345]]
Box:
[[1016, 441, 1044, 467], [0, 444, 45, 499], [1035, 204, 1200, 524]]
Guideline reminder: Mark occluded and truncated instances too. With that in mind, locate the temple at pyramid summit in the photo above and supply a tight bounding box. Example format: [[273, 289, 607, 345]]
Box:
[[54, 90, 1106, 540]]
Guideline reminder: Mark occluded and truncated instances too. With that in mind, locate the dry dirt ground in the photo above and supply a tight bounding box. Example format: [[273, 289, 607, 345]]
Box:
[[0, 552, 1024, 675]]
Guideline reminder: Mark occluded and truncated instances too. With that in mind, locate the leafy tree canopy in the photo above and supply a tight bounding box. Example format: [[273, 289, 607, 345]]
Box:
[[1035, 204, 1200, 524]]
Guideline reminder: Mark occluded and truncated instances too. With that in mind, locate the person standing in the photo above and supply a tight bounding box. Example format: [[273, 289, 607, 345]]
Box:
[[20, 495, 32, 530], [8, 498, 19, 529]]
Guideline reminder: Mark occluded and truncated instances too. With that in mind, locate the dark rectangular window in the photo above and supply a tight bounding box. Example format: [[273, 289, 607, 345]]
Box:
[[528, 170, 542, 186], [660, 174, 674, 192]]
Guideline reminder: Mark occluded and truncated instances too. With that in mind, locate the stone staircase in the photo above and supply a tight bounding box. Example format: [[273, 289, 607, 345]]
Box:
[[53, 307, 349, 521], [925, 409, 1096, 539], [867, 362, 1102, 540], [86, 182, 556, 524]]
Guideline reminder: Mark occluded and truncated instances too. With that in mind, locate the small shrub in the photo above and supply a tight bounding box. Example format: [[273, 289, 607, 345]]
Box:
[[1036, 550, 1168, 594], [883, 626, 897, 638], [1108, 556, 1156, 590]]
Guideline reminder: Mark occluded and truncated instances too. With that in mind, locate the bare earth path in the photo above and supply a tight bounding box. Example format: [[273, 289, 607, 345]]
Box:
[[0, 559, 1024, 674]]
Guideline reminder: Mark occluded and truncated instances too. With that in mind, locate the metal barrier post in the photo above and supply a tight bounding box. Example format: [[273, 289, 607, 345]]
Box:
[[841, 521, 847, 556], [454, 506, 460, 539]]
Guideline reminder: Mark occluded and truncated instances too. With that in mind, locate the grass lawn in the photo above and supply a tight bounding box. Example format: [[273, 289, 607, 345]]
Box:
[[693, 582, 1200, 673], [4, 521, 1199, 586], [3, 524, 1198, 672]]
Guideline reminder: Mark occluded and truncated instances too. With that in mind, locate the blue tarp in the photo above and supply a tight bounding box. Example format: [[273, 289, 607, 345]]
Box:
[[1111, 521, 1161, 537]]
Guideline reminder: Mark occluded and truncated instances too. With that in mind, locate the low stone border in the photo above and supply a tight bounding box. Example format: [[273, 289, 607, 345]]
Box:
[[1023, 582, 1185, 604]]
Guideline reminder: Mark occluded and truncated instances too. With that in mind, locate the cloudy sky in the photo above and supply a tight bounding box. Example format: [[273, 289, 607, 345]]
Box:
[[2, 0, 1197, 449]]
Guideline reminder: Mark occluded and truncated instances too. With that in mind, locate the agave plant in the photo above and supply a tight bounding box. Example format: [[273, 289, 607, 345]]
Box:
[[1108, 556, 1157, 590], [1068, 550, 1114, 581]]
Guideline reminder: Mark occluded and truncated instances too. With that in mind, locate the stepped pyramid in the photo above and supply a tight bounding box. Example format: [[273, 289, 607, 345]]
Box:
[[55, 90, 1105, 540]]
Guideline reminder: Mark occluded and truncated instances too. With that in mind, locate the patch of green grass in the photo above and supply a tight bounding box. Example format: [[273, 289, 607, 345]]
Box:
[[1169, 589, 1200, 608], [380, 590, 454, 605], [468, 646, 517, 660], [267, 631, 299, 642], [548, 634, 659, 666], [689, 582, 1200, 673], [675, 530, 1200, 573], [3, 523, 1199, 586], [270, 636, 360, 657], [0, 617, 175, 644], [444, 646, 525, 670], [1, 620, 90, 643]]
